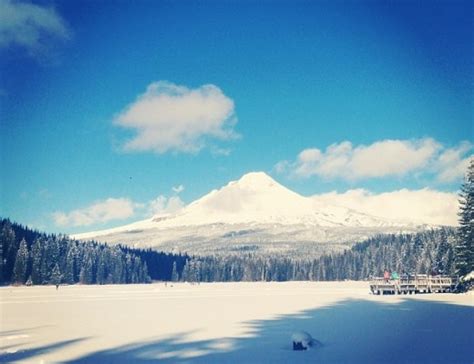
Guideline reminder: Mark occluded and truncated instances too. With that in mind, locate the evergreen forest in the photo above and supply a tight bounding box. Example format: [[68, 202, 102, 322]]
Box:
[[0, 218, 459, 285]]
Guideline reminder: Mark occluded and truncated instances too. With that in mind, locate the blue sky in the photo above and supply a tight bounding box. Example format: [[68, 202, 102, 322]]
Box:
[[1, 0, 472, 233]]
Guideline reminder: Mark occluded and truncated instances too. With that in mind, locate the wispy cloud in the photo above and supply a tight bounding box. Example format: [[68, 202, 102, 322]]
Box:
[[0, 0, 70, 57], [53, 198, 136, 227], [312, 188, 459, 226], [277, 138, 472, 183], [210, 146, 232, 156], [114, 81, 238, 154], [436, 141, 473, 183], [53, 192, 185, 228], [148, 195, 184, 216], [172, 185, 185, 194]]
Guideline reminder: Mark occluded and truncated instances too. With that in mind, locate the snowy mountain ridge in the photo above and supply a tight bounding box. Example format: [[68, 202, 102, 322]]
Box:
[[74, 172, 428, 255]]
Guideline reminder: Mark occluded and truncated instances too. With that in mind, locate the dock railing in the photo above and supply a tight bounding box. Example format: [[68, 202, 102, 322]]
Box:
[[369, 275, 457, 295]]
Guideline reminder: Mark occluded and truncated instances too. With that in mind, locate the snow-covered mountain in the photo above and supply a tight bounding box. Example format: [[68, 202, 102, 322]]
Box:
[[74, 172, 426, 256]]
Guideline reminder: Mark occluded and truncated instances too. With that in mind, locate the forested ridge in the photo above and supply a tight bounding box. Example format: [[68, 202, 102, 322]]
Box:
[[1, 218, 458, 285], [178, 228, 457, 282], [0, 219, 189, 285]]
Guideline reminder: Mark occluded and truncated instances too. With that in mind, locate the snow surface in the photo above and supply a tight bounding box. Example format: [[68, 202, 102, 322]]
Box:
[[73, 172, 426, 254], [1, 281, 472, 363]]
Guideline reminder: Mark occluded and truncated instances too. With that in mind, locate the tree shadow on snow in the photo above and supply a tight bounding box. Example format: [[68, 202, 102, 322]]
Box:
[[0, 325, 52, 338], [67, 297, 473, 364], [0, 337, 88, 362]]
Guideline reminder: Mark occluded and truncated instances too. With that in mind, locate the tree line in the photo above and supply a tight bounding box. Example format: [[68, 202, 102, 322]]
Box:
[[177, 228, 457, 282], [0, 220, 465, 286], [0, 219, 188, 285]]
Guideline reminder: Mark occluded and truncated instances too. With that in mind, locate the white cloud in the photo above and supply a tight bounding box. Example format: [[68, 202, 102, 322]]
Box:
[[53, 198, 136, 227], [0, 0, 70, 55], [436, 142, 473, 183], [114, 81, 238, 154], [148, 195, 184, 216], [53, 191, 186, 228], [280, 138, 472, 183], [210, 146, 232, 156], [273, 160, 290, 174], [312, 188, 459, 226], [172, 185, 185, 194]]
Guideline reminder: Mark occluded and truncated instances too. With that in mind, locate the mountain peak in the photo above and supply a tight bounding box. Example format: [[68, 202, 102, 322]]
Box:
[[74, 170, 422, 250], [235, 171, 278, 188]]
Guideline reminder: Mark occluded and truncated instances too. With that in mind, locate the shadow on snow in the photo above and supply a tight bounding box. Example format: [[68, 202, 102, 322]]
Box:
[[64, 297, 474, 364], [0, 338, 88, 362]]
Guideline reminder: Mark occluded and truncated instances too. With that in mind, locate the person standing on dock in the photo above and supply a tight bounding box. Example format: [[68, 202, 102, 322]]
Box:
[[384, 270, 390, 282]]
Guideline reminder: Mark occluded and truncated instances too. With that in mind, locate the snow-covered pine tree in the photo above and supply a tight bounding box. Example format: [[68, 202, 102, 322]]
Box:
[[1, 221, 17, 283], [111, 246, 126, 283], [96, 249, 107, 285], [12, 239, 29, 284], [181, 261, 190, 282], [50, 263, 62, 286], [455, 158, 474, 276], [79, 251, 94, 284], [124, 253, 133, 283], [63, 242, 77, 284], [171, 261, 179, 282], [31, 237, 44, 285]]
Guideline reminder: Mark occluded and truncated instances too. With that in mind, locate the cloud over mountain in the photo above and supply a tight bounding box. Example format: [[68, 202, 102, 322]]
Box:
[[277, 138, 472, 183], [312, 188, 459, 226], [53, 198, 136, 227]]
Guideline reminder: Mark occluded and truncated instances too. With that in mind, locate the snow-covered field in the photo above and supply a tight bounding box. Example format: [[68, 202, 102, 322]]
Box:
[[1, 282, 473, 363]]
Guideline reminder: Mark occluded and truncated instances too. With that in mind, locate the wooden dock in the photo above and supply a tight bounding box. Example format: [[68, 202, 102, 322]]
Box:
[[370, 275, 456, 295]]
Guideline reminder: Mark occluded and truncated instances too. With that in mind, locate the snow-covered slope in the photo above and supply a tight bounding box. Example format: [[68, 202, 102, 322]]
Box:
[[74, 172, 425, 255], [171, 172, 398, 227]]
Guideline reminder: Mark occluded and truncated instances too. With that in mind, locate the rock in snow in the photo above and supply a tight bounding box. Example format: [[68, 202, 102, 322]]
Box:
[[291, 331, 315, 351]]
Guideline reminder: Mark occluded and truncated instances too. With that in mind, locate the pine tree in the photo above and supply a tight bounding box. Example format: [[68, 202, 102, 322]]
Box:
[[455, 158, 474, 276], [64, 242, 77, 284], [12, 239, 29, 284], [79, 252, 94, 284], [30, 238, 44, 285], [40, 237, 60, 283], [140, 262, 150, 283], [40, 238, 53, 284], [124, 253, 133, 283], [50, 263, 62, 286], [171, 261, 179, 282], [96, 250, 107, 285], [1, 221, 17, 283], [181, 262, 190, 282], [111, 246, 124, 283]]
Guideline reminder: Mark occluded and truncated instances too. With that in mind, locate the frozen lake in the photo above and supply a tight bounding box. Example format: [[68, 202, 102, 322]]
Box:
[[1, 282, 473, 363]]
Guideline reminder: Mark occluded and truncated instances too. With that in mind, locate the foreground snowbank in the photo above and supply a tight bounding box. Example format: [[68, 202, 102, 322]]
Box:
[[1, 281, 473, 363]]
